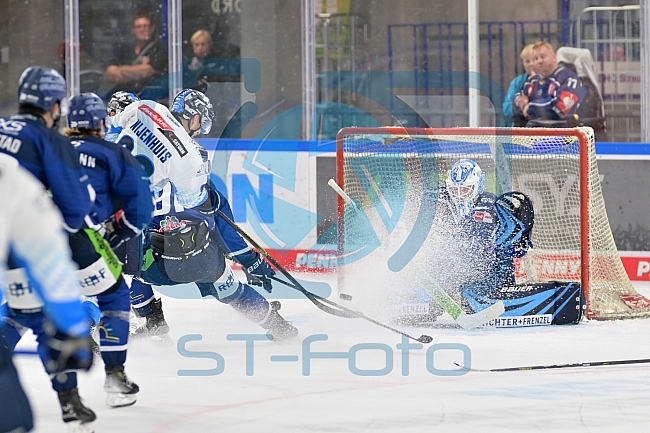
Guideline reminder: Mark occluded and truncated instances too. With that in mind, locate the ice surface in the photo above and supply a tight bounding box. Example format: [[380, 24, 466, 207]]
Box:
[[13, 276, 650, 433]]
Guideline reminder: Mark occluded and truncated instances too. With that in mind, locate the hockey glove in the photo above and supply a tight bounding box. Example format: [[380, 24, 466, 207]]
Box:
[[236, 250, 276, 293], [105, 210, 139, 249], [43, 322, 93, 374]]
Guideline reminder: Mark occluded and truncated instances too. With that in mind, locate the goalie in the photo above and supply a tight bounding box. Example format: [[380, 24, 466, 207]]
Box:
[[395, 159, 582, 327]]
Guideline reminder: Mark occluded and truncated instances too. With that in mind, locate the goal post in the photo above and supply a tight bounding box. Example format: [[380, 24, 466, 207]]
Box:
[[335, 126, 650, 320]]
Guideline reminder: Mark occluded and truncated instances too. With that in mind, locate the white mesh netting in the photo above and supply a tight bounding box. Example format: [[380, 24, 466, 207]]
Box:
[[336, 127, 649, 320]]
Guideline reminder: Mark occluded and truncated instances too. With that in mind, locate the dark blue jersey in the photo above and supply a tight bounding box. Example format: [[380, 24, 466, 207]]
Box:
[[70, 135, 153, 230], [0, 114, 92, 231], [516, 66, 586, 120]]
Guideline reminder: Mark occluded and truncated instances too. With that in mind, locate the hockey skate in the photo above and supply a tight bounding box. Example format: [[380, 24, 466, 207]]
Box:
[[132, 298, 172, 346], [261, 301, 298, 342], [58, 388, 96, 433], [104, 365, 139, 408]]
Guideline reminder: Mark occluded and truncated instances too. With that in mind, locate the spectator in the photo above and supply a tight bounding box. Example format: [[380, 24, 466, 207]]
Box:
[[104, 12, 168, 96], [187, 29, 218, 73], [514, 41, 586, 126], [503, 44, 535, 127], [556, 46, 608, 141]]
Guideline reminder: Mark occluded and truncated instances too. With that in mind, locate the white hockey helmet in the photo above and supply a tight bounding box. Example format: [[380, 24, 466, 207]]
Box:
[[446, 159, 485, 218]]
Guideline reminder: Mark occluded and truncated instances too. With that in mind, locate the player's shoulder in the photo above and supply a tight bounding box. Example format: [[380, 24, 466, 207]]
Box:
[[552, 66, 579, 82]]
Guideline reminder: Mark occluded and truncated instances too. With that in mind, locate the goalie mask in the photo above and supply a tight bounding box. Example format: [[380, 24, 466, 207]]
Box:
[[446, 159, 485, 218]]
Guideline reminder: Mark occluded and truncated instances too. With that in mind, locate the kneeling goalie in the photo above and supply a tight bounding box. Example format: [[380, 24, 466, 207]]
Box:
[[395, 159, 583, 327]]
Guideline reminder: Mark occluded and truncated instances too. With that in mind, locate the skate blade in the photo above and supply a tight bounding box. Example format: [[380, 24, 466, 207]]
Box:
[[106, 392, 137, 408], [149, 333, 173, 346], [66, 420, 96, 433]]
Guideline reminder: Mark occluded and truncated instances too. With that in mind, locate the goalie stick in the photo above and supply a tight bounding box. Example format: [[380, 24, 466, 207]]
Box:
[[327, 179, 505, 330], [216, 210, 433, 344], [454, 358, 650, 372]]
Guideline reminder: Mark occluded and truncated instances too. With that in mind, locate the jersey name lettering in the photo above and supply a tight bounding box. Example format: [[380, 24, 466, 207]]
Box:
[[130, 119, 172, 163], [79, 153, 96, 168], [0, 134, 22, 153]]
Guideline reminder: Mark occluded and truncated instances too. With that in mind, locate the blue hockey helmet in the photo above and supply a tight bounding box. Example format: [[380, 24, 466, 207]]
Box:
[[171, 89, 214, 135], [446, 159, 485, 218], [107, 91, 140, 115], [67, 92, 106, 130], [18, 66, 68, 114]]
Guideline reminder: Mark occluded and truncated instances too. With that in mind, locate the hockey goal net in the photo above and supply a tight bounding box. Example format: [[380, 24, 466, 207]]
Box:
[[335, 126, 650, 320]]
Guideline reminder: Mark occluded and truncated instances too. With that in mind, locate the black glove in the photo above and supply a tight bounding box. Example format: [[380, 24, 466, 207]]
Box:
[[43, 322, 93, 374], [105, 210, 139, 249], [236, 250, 276, 293]]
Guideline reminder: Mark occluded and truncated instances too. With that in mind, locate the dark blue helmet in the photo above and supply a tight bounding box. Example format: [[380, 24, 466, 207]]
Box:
[[107, 91, 140, 115], [171, 89, 214, 134], [67, 92, 106, 130], [18, 66, 67, 113]]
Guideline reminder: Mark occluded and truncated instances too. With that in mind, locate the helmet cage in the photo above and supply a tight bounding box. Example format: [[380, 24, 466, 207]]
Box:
[[107, 91, 140, 115], [446, 159, 485, 218]]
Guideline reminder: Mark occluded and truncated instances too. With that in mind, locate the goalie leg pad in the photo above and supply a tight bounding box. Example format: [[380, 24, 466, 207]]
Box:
[[465, 281, 584, 325]]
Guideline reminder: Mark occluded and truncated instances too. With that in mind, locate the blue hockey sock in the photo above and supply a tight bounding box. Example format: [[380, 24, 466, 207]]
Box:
[[130, 278, 156, 317]]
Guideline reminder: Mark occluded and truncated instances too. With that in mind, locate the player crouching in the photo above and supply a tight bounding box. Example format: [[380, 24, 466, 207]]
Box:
[[392, 159, 584, 327]]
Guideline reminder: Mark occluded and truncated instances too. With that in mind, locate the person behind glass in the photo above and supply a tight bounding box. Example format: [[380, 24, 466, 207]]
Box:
[[513, 41, 586, 126], [187, 30, 218, 74], [104, 12, 168, 95], [503, 44, 535, 127]]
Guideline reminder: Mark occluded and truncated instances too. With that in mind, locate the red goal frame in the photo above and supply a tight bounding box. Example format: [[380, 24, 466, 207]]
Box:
[[335, 126, 592, 317]]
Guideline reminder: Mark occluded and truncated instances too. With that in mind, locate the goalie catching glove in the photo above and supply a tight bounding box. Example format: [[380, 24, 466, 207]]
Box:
[[236, 249, 276, 293], [43, 321, 93, 374], [104, 209, 140, 249]]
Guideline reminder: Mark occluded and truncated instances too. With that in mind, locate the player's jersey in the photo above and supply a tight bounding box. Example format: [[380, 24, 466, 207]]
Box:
[[70, 135, 153, 229], [516, 66, 586, 120], [0, 114, 92, 232], [108, 101, 208, 209], [0, 155, 87, 337], [426, 190, 498, 293]]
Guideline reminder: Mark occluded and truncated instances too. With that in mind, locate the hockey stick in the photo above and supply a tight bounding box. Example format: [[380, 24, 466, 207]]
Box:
[[216, 210, 433, 344], [327, 179, 505, 330], [454, 358, 650, 372], [419, 271, 505, 330]]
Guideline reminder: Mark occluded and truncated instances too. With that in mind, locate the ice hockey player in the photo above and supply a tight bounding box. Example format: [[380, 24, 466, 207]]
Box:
[[103, 91, 166, 339], [0, 66, 93, 231], [401, 158, 582, 326], [396, 158, 535, 325], [108, 89, 298, 341], [0, 155, 94, 433], [63, 92, 153, 406], [2, 92, 153, 424]]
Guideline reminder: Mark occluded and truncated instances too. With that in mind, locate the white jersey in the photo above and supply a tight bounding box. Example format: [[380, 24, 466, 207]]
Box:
[[110, 100, 208, 209], [0, 154, 87, 336]]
